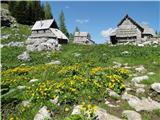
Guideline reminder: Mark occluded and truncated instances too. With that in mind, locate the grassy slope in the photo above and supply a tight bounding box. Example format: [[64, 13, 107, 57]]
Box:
[[1, 25, 160, 120]]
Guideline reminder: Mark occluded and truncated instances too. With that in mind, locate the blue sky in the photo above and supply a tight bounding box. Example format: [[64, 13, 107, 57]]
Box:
[[42, 1, 160, 44]]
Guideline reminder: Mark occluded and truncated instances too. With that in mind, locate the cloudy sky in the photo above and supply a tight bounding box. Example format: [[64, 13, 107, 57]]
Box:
[[42, 1, 160, 44]]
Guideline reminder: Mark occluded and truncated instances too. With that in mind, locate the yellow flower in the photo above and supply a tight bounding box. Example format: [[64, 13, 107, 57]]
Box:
[[65, 107, 70, 112], [9, 117, 14, 120], [87, 104, 92, 109]]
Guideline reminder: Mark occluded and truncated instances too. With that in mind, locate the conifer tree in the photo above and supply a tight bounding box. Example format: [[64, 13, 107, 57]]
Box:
[[43, 2, 53, 19], [59, 10, 69, 38]]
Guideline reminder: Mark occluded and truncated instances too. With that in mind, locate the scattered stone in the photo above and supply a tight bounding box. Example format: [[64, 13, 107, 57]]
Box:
[[22, 100, 30, 107], [74, 53, 81, 57], [126, 87, 132, 91], [1, 34, 10, 39], [122, 110, 142, 120], [135, 65, 146, 73], [72, 106, 122, 120], [121, 51, 129, 55], [17, 51, 30, 61], [151, 83, 160, 93], [47, 60, 61, 65], [71, 105, 81, 115], [95, 107, 122, 120], [113, 61, 122, 68], [147, 72, 155, 75], [20, 63, 26, 66], [50, 96, 59, 105], [34, 106, 52, 120], [17, 86, 26, 90], [105, 100, 119, 107], [108, 89, 120, 98], [131, 76, 149, 84], [29, 79, 39, 83], [134, 83, 146, 88], [136, 88, 145, 94], [4, 41, 24, 47], [122, 92, 160, 111], [137, 44, 144, 47]]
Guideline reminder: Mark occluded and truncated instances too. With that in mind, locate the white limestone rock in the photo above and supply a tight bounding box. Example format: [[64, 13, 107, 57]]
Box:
[[50, 96, 59, 105], [108, 89, 120, 98], [29, 79, 39, 83], [17, 51, 30, 61], [122, 110, 142, 120], [131, 76, 149, 84], [17, 85, 26, 90], [34, 106, 52, 120], [135, 65, 146, 73], [71, 105, 81, 115], [122, 92, 160, 111], [136, 88, 145, 94], [151, 83, 160, 93]]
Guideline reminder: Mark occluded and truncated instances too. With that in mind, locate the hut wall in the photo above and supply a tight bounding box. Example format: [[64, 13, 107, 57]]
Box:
[[136, 28, 142, 39], [119, 18, 136, 29]]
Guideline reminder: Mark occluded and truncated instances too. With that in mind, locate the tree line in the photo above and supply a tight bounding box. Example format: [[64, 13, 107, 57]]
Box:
[[8, 1, 52, 25]]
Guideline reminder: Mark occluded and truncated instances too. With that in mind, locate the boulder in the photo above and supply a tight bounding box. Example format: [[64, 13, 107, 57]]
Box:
[[122, 110, 141, 120], [95, 107, 122, 120], [17, 51, 30, 61], [136, 88, 145, 94], [108, 89, 120, 98], [135, 65, 146, 73], [72, 105, 122, 120], [131, 76, 149, 84], [71, 105, 81, 115], [34, 106, 52, 120], [151, 83, 160, 93], [122, 92, 160, 111]]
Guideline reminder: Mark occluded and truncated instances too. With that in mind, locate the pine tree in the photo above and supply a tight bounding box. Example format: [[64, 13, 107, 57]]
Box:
[[8, 1, 17, 17], [75, 26, 80, 32], [43, 2, 53, 19], [59, 10, 69, 38], [14, 1, 28, 24]]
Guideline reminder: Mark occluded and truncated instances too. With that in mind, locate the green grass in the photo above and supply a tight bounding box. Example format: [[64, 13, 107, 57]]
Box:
[[1, 24, 160, 120]]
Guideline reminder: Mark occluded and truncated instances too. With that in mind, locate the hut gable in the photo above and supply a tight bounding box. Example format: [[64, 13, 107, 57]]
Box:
[[117, 14, 143, 31], [31, 19, 58, 31], [74, 32, 95, 45]]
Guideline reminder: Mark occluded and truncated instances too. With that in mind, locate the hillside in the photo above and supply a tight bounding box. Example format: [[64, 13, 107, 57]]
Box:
[[1, 23, 160, 120]]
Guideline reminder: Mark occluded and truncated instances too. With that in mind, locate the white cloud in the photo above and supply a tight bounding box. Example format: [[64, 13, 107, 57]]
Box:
[[75, 19, 89, 24], [101, 28, 117, 38], [65, 5, 69, 9]]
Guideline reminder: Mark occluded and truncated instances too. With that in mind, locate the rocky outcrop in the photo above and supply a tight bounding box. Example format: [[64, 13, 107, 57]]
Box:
[[122, 110, 141, 120], [1, 8, 16, 27], [122, 92, 160, 111], [26, 38, 61, 52]]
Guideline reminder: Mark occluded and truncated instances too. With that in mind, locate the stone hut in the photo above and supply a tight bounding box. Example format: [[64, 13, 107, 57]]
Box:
[[30, 19, 69, 44], [110, 14, 156, 44], [73, 32, 95, 45]]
